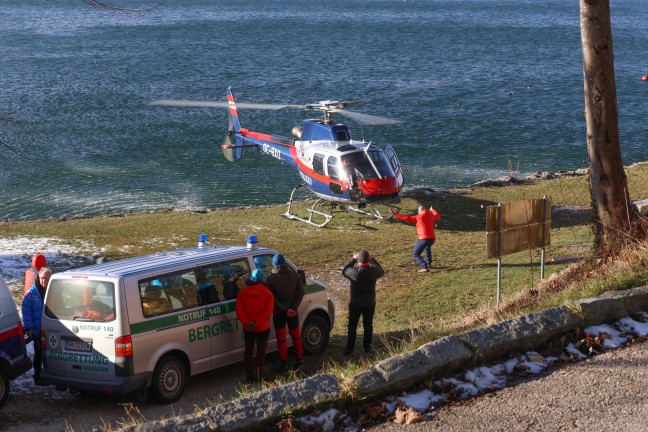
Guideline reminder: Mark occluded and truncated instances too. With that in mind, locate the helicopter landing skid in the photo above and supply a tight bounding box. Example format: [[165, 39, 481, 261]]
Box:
[[282, 186, 333, 228], [345, 203, 393, 220]]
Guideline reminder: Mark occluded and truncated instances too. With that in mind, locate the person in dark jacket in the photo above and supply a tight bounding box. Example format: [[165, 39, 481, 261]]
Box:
[[390, 205, 441, 273], [341, 251, 384, 355], [266, 253, 305, 372], [235, 269, 274, 383], [22, 267, 52, 385]]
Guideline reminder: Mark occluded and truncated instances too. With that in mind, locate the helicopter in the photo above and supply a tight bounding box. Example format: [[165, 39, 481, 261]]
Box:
[[151, 87, 404, 227]]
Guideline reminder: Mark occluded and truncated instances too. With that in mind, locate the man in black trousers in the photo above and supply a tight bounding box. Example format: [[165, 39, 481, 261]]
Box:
[[342, 250, 384, 355]]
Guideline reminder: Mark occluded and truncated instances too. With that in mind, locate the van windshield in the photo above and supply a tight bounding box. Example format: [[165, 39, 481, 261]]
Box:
[[45, 279, 116, 322]]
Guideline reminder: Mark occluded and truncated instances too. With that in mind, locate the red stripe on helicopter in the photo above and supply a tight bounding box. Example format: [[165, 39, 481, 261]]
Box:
[[286, 146, 347, 188], [243, 131, 295, 146]]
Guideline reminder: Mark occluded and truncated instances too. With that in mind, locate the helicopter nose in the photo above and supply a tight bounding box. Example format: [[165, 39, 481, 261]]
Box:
[[360, 178, 399, 198]]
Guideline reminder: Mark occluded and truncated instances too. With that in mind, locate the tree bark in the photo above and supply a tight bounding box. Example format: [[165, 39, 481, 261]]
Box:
[[580, 0, 636, 256]]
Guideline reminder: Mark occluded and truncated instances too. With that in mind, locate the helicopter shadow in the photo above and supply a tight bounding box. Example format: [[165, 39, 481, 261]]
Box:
[[398, 187, 590, 233]]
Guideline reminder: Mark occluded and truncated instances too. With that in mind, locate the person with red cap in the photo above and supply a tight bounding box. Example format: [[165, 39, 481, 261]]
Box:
[[24, 253, 46, 294], [390, 205, 441, 273], [235, 269, 274, 383], [266, 253, 305, 372]]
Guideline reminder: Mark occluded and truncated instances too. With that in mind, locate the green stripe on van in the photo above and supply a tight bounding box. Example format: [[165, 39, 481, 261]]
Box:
[[129, 283, 324, 335], [130, 301, 236, 335], [304, 283, 325, 295]]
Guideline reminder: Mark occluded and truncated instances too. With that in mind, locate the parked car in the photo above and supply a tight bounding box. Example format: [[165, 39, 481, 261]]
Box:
[[0, 275, 32, 408]]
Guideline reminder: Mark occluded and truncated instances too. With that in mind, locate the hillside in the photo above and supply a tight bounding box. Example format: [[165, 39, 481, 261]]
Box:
[[2, 162, 648, 361]]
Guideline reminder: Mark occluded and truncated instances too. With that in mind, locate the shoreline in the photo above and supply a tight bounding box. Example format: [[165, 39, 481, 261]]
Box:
[[0, 168, 593, 225]]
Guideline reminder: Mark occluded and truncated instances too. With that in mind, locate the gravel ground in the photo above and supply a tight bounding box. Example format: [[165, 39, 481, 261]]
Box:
[[365, 339, 648, 432]]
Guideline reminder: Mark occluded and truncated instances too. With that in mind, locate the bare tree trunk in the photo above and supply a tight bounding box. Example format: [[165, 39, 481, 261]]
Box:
[[580, 0, 636, 256]]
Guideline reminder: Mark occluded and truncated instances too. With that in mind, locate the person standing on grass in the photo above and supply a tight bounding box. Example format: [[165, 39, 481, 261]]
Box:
[[390, 205, 441, 273], [22, 267, 52, 385], [266, 253, 305, 372], [342, 250, 384, 356], [235, 269, 274, 383]]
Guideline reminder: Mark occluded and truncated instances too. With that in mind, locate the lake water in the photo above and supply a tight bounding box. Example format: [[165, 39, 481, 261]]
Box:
[[1, 0, 647, 221]]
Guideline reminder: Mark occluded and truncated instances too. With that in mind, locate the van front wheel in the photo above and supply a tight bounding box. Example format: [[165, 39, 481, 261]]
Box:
[[150, 356, 186, 404], [0, 369, 9, 408], [301, 314, 330, 355]]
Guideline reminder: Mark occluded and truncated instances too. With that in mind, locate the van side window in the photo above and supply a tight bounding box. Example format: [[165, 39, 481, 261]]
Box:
[[139, 278, 173, 317], [195, 268, 219, 305], [200, 259, 249, 302], [252, 254, 278, 278], [138, 259, 251, 318]]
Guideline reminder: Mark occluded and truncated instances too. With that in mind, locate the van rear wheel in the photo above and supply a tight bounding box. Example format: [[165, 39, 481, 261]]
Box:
[[301, 314, 330, 355], [150, 356, 186, 404], [0, 369, 9, 408]]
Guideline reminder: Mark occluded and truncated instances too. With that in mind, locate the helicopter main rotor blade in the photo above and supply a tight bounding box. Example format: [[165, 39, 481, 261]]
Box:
[[150, 99, 304, 110], [330, 108, 401, 125], [151, 98, 401, 125]]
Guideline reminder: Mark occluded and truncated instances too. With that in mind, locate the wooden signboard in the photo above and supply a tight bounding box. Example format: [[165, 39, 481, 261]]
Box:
[[486, 197, 551, 259]]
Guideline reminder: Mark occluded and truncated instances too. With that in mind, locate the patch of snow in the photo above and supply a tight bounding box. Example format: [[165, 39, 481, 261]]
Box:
[[617, 317, 648, 337], [585, 324, 629, 349], [0, 237, 98, 291], [300, 408, 341, 432]]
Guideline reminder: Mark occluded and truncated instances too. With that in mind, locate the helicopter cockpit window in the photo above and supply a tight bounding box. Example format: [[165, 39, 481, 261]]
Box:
[[313, 153, 325, 175], [341, 152, 380, 180], [368, 150, 396, 178], [327, 156, 339, 180]]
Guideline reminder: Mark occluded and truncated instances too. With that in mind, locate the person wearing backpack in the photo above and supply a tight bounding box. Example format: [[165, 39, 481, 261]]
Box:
[[266, 253, 305, 372]]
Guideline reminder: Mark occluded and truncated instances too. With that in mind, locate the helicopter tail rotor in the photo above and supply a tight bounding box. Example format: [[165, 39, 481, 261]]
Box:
[[221, 132, 242, 162]]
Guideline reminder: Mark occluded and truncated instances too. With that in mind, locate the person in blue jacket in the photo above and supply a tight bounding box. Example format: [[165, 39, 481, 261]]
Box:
[[22, 267, 52, 385]]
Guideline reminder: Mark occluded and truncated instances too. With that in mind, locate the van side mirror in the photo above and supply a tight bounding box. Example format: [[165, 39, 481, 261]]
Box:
[[297, 269, 306, 284]]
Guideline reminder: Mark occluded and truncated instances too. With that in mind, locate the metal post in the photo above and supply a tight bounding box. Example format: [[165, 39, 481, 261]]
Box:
[[540, 195, 548, 281]]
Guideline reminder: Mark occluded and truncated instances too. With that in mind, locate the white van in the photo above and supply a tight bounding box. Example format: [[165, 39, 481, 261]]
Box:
[[40, 240, 335, 403]]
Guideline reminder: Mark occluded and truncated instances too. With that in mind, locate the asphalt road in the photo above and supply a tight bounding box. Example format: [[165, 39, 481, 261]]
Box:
[[365, 339, 648, 432]]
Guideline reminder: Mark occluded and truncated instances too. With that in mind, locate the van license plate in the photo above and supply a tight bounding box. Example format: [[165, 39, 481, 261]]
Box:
[[65, 340, 92, 352]]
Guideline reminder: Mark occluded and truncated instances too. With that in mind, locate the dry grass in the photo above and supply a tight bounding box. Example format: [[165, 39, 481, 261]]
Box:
[[4, 163, 648, 421]]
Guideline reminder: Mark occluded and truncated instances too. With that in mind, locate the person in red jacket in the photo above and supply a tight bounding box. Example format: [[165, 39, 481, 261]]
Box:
[[390, 205, 441, 273], [235, 269, 274, 383]]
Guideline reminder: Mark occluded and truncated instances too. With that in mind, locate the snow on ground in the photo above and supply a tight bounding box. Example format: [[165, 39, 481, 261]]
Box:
[[1, 237, 100, 399], [300, 314, 648, 430], [0, 236, 99, 291]]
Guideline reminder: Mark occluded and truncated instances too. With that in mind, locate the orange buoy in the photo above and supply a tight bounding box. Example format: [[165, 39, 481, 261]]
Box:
[[643, 75, 648, 81]]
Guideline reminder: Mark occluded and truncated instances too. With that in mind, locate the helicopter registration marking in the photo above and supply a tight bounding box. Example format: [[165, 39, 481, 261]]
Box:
[[262, 143, 281, 161], [300, 171, 313, 186]]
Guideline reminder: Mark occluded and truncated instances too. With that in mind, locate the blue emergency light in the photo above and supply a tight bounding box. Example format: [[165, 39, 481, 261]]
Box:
[[198, 234, 209, 247], [247, 235, 258, 249]]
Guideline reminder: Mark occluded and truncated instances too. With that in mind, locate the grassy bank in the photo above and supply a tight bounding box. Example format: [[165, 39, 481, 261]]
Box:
[[3, 162, 648, 376]]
